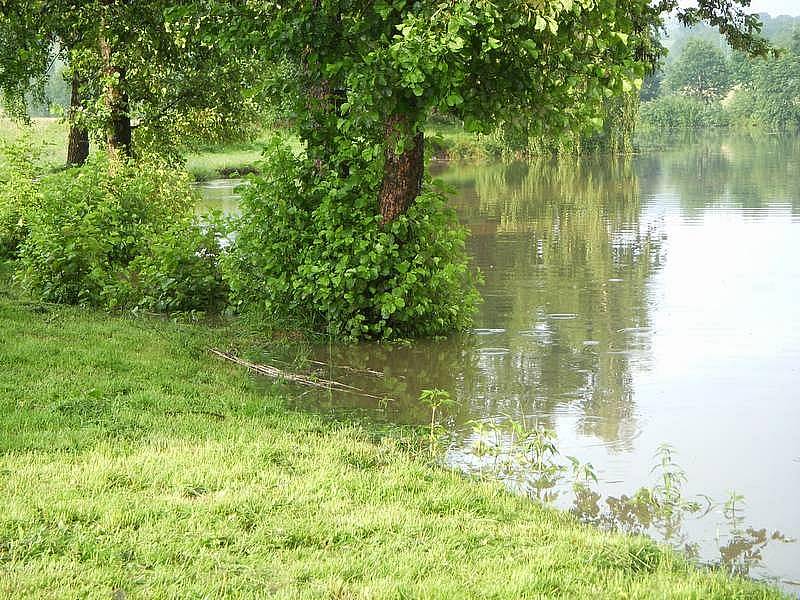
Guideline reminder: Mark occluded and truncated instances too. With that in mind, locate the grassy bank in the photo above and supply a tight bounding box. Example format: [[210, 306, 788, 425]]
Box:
[[0, 118, 67, 169], [0, 263, 785, 599]]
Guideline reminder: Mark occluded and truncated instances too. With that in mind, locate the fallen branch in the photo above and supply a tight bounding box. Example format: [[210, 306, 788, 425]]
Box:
[[210, 349, 393, 402], [307, 359, 402, 379]]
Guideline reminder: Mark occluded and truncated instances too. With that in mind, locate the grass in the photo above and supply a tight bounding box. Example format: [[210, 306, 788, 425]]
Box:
[[0, 262, 786, 599], [426, 123, 490, 160], [0, 117, 68, 170]]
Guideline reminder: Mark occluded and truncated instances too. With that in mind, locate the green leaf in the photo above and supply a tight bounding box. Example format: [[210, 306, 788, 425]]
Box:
[[446, 92, 464, 106]]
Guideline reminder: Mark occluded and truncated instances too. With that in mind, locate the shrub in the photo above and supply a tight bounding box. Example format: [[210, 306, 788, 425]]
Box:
[[224, 139, 479, 340], [130, 215, 230, 314], [726, 88, 760, 128], [639, 96, 730, 129], [0, 136, 41, 257], [16, 154, 229, 314]]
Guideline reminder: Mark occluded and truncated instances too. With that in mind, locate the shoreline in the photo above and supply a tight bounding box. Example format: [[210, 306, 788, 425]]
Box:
[[0, 262, 786, 598]]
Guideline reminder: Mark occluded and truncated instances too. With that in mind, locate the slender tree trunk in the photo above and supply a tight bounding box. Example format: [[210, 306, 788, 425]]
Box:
[[99, 11, 132, 158], [379, 114, 425, 224], [66, 73, 89, 166]]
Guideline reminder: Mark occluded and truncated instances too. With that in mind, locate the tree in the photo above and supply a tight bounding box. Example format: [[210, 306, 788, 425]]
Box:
[[663, 38, 733, 102], [220, 0, 774, 339], [249, 0, 771, 222], [744, 33, 800, 131], [257, 1, 657, 222], [0, 1, 265, 162], [0, 1, 53, 120]]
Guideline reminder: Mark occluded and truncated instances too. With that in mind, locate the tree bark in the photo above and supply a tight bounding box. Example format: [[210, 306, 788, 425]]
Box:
[[378, 114, 425, 224], [99, 14, 132, 158], [66, 73, 89, 166]]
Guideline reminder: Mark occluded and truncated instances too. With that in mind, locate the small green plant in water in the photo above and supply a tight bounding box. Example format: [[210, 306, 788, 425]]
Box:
[[419, 388, 456, 456], [462, 416, 597, 503]]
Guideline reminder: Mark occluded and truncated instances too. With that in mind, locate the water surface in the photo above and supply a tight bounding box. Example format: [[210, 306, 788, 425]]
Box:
[[198, 135, 800, 592]]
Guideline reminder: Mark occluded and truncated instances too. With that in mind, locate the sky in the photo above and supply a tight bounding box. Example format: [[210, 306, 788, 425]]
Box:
[[745, 0, 800, 16], [678, 0, 800, 16]]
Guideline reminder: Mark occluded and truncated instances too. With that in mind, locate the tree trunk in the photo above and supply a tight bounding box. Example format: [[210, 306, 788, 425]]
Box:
[[66, 73, 89, 166], [99, 15, 132, 158], [379, 114, 425, 224]]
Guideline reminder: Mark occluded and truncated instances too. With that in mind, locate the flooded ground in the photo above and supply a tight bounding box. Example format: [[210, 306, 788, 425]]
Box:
[[198, 134, 800, 592]]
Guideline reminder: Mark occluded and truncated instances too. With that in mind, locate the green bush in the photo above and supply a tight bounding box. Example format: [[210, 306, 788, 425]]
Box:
[[0, 136, 41, 257], [639, 96, 730, 129], [224, 139, 479, 340], [130, 216, 230, 314], [726, 88, 760, 128], [16, 154, 229, 313]]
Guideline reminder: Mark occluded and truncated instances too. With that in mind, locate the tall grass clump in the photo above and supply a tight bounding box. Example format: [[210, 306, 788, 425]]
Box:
[[639, 96, 731, 129]]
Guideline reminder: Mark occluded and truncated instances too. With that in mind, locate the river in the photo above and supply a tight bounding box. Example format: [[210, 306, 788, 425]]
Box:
[[197, 133, 800, 593]]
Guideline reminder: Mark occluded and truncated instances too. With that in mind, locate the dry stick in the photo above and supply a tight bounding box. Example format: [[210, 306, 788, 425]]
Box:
[[210, 349, 394, 402]]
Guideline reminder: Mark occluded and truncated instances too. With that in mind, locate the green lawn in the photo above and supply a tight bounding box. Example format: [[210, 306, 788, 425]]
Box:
[[0, 117, 68, 169], [0, 263, 786, 599]]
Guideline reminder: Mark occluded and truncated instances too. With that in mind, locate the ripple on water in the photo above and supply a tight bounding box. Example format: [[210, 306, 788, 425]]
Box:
[[617, 327, 652, 334], [547, 313, 578, 320], [473, 328, 507, 335], [476, 347, 511, 357]]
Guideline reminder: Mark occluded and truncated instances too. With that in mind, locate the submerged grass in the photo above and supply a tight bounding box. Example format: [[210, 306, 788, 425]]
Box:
[[0, 263, 786, 598]]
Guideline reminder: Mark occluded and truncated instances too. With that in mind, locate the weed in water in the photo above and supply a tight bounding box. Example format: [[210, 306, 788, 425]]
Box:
[[418, 388, 457, 456]]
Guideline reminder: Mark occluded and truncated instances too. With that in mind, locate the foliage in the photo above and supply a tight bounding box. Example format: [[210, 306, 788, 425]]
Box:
[[639, 95, 730, 129], [738, 45, 800, 132], [14, 154, 228, 313], [640, 71, 663, 102], [129, 215, 230, 315], [0, 1, 53, 120], [264, 0, 657, 148], [660, 0, 773, 58], [0, 1, 267, 157], [225, 139, 479, 341], [466, 417, 599, 503], [663, 38, 733, 102], [726, 88, 761, 128], [419, 388, 457, 455], [0, 134, 41, 257], [639, 23, 800, 133]]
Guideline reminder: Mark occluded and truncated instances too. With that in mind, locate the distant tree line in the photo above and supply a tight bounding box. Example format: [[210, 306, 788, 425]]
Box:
[[641, 15, 800, 131]]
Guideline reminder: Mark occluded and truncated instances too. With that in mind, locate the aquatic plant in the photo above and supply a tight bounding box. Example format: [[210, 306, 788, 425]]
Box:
[[418, 388, 457, 456]]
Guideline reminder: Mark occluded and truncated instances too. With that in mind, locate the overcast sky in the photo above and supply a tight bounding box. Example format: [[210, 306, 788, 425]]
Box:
[[678, 0, 800, 17], [742, 0, 800, 16]]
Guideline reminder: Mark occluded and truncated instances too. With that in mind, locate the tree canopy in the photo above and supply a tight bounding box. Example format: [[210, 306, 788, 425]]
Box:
[[664, 38, 732, 102], [0, 0, 266, 159]]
